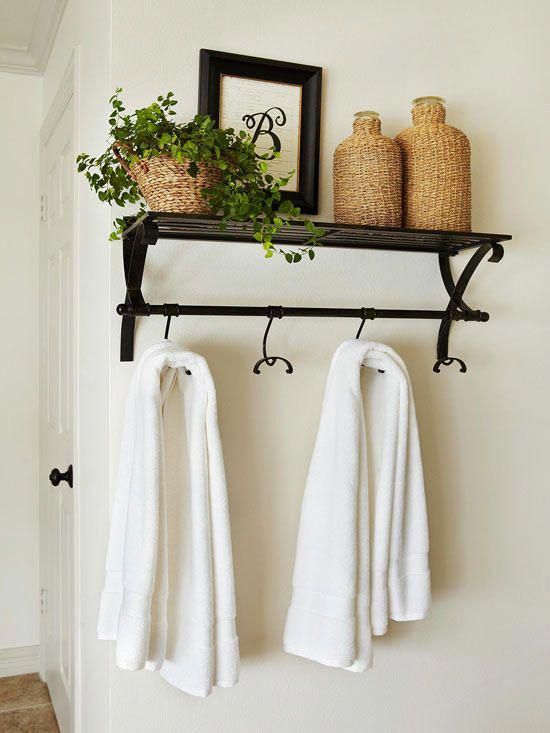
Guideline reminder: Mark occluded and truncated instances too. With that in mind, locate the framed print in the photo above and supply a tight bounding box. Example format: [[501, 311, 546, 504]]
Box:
[[198, 49, 322, 213]]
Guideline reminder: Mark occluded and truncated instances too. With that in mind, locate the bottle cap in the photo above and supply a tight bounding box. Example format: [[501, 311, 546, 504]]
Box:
[[412, 96, 446, 106], [354, 110, 380, 119]]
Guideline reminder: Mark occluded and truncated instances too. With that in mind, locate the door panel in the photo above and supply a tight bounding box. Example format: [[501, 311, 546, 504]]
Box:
[[59, 245, 72, 436], [40, 96, 74, 733], [60, 490, 72, 692], [47, 253, 59, 430]]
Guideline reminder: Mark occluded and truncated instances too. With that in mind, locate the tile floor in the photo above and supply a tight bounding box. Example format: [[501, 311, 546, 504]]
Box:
[[0, 674, 59, 732]]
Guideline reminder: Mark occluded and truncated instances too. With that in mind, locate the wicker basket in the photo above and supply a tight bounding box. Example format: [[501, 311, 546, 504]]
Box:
[[113, 142, 220, 214], [333, 111, 402, 227], [395, 97, 471, 231]]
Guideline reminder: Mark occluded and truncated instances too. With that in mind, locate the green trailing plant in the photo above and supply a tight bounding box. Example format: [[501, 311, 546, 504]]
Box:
[[76, 89, 324, 262]]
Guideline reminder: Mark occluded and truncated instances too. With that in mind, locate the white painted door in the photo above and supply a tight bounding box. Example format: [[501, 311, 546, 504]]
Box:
[[39, 94, 75, 733]]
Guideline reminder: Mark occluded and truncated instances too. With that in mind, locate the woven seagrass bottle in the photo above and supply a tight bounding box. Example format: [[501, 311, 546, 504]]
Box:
[[395, 96, 471, 231], [333, 111, 402, 227]]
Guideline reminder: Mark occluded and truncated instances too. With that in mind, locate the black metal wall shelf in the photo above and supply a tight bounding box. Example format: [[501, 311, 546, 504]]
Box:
[[117, 212, 511, 369]]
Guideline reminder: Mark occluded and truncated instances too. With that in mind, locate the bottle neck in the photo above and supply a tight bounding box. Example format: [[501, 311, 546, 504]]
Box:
[[353, 116, 381, 134], [412, 102, 446, 125]]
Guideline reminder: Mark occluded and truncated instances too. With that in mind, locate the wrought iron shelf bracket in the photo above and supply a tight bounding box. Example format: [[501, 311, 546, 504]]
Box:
[[117, 212, 511, 368]]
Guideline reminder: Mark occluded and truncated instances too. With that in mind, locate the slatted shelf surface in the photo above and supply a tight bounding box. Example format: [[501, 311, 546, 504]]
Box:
[[122, 212, 512, 255]]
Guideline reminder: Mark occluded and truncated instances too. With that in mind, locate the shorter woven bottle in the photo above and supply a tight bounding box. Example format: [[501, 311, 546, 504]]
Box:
[[333, 111, 402, 227], [396, 97, 471, 231]]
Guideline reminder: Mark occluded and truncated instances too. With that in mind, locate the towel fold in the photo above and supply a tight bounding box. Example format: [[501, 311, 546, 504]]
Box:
[[284, 340, 430, 671], [97, 341, 239, 697]]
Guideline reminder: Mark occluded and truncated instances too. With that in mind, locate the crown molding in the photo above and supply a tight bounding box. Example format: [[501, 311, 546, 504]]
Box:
[[0, 0, 68, 76]]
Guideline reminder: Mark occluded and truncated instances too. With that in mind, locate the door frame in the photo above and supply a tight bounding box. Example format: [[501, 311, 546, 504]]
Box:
[[39, 48, 81, 729]]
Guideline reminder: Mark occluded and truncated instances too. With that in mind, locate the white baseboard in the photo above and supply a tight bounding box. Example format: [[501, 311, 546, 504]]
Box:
[[0, 645, 40, 678]]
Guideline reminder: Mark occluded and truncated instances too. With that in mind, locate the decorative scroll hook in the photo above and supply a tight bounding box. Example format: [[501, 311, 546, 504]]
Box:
[[253, 306, 293, 375], [433, 356, 467, 373], [433, 312, 468, 373]]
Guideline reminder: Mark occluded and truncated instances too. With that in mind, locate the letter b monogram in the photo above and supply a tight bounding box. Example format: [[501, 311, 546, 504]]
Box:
[[242, 107, 287, 160]]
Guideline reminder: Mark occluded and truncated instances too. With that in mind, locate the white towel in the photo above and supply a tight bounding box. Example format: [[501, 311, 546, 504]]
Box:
[[97, 341, 239, 697], [284, 340, 430, 671]]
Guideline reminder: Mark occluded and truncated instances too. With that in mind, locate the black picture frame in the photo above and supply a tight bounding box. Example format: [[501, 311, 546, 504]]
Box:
[[198, 49, 322, 214]]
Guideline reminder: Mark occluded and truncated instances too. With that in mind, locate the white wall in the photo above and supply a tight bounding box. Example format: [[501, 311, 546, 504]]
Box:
[[106, 0, 550, 731], [0, 72, 41, 652]]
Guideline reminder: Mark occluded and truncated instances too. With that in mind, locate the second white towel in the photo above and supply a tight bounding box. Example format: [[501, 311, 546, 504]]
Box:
[[284, 340, 430, 671]]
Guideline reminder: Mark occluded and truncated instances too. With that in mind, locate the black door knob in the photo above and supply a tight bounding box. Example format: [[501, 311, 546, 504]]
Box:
[[49, 465, 73, 488]]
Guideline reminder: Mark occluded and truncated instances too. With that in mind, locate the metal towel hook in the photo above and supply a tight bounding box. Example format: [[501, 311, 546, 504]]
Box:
[[162, 303, 179, 339], [162, 304, 191, 375], [253, 306, 294, 375], [356, 307, 384, 373], [355, 307, 373, 339]]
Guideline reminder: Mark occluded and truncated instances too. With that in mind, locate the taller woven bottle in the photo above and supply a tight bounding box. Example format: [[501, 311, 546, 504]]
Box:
[[396, 97, 471, 231], [333, 111, 402, 227]]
